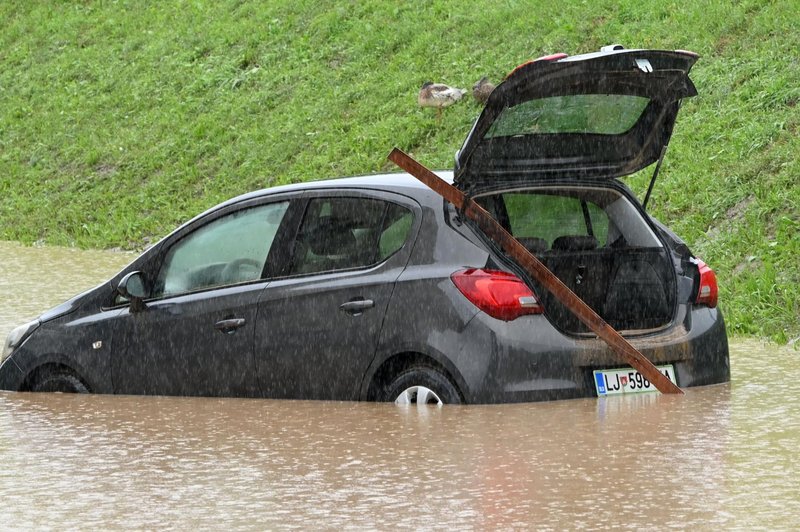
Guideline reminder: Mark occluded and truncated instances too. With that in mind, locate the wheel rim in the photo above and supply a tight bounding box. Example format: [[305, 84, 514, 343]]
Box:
[[394, 386, 443, 405]]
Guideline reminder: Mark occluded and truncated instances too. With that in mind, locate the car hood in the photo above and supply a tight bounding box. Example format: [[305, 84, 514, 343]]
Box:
[[454, 48, 698, 193]]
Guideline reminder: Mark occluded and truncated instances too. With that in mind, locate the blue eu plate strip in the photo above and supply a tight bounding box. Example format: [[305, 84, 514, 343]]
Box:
[[595, 373, 607, 395]]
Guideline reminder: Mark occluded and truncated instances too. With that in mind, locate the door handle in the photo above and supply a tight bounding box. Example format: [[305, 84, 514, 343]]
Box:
[[339, 299, 375, 315], [214, 318, 247, 334]]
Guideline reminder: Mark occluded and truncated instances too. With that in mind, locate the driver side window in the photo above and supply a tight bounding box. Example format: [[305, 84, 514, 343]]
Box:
[[153, 201, 290, 298]]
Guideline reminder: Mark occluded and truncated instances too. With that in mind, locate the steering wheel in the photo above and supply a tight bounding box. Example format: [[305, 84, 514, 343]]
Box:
[[221, 258, 263, 284]]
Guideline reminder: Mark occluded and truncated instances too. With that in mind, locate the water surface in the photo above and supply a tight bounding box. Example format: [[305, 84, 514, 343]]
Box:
[[0, 241, 135, 336], [0, 241, 797, 529]]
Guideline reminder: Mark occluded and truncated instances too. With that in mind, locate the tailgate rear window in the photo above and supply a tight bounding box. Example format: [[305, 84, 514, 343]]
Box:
[[485, 94, 650, 137]]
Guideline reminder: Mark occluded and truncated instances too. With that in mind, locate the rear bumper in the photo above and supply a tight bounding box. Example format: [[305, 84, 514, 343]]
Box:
[[456, 303, 730, 404]]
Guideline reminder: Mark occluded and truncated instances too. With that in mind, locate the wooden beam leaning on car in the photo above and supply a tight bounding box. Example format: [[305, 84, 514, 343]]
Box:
[[388, 147, 683, 396]]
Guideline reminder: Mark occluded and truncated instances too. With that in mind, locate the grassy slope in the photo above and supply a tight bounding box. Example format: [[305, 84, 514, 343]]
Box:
[[0, 0, 797, 341]]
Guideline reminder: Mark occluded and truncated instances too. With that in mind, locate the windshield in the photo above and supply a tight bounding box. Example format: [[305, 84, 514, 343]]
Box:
[[484, 94, 650, 138]]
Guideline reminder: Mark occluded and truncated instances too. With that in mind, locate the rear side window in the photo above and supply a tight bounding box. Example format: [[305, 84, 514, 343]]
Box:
[[288, 197, 412, 275], [379, 203, 413, 259]]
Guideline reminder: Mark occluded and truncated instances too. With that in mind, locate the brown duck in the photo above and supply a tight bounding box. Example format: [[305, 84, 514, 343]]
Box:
[[418, 81, 466, 119], [472, 77, 496, 104]]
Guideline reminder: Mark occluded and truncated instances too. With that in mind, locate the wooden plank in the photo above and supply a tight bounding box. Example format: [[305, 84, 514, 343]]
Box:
[[388, 148, 683, 395]]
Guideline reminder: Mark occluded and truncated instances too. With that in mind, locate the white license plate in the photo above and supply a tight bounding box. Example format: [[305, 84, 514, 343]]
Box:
[[593, 365, 677, 396]]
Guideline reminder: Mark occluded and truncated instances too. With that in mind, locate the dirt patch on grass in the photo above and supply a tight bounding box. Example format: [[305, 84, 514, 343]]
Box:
[[726, 195, 755, 220], [733, 256, 761, 275], [95, 164, 118, 177], [714, 35, 734, 55], [706, 194, 755, 240]]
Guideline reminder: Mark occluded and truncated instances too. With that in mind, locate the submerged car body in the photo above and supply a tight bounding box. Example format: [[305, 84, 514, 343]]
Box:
[[1, 47, 729, 403]]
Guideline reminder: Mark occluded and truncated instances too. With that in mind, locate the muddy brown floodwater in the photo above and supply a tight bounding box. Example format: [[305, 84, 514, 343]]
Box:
[[0, 241, 798, 529]]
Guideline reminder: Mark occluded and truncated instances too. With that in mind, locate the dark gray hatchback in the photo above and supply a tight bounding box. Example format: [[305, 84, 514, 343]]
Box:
[[1, 47, 729, 403]]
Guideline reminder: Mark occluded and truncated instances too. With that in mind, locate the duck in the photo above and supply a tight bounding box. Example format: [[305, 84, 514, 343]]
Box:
[[472, 77, 496, 104], [418, 81, 466, 119]]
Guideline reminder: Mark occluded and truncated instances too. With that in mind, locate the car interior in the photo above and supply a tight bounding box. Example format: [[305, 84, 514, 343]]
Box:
[[475, 186, 676, 333]]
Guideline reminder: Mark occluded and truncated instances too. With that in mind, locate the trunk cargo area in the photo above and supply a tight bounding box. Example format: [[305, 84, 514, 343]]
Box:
[[532, 246, 676, 334]]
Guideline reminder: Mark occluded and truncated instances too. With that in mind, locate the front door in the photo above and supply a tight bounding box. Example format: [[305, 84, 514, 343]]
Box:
[[112, 200, 291, 396]]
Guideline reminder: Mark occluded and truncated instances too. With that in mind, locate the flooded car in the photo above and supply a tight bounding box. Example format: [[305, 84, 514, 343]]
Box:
[[1, 47, 729, 403]]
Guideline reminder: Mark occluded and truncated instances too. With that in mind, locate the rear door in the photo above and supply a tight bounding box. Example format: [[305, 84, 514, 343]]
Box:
[[254, 190, 420, 400]]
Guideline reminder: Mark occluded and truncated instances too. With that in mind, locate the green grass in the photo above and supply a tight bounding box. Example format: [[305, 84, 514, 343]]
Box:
[[1, 0, 798, 341]]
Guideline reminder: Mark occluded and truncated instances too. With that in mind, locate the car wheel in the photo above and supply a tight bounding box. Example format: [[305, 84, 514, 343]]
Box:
[[31, 370, 89, 393], [382, 366, 462, 405]]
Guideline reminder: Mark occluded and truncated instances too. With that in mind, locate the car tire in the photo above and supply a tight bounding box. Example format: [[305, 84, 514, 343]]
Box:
[[382, 366, 462, 405], [31, 370, 89, 393]]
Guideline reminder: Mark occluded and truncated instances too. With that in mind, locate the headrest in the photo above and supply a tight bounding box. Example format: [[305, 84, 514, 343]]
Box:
[[517, 236, 549, 254], [304, 217, 357, 256], [551, 235, 598, 251]]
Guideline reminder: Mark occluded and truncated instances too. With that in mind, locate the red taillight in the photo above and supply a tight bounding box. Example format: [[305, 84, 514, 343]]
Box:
[[694, 259, 719, 308], [451, 269, 543, 321]]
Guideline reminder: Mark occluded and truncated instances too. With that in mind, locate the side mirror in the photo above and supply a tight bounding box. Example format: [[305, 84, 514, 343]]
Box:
[[117, 271, 148, 313]]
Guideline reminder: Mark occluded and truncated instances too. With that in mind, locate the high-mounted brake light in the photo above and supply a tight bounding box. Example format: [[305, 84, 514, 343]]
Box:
[[451, 269, 543, 321], [506, 53, 568, 79], [534, 52, 569, 62], [694, 259, 718, 308]]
